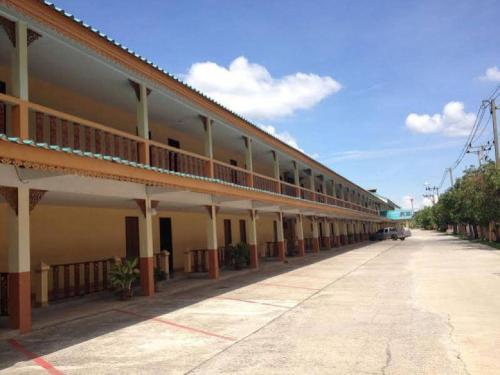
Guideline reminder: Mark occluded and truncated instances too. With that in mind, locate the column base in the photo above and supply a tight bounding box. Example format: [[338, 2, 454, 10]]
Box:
[[8, 271, 31, 333], [249, 244, 259, 269], [140, 257, 155, 297], [324, 237, 331, 249], [297, 239, 305, 256], [312, 238, 320, 253], [208, 249, 219, 279], [277, 241, 285, 261]]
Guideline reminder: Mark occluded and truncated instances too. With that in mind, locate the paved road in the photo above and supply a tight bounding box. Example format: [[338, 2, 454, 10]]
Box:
[[1, 230, 499, 374]]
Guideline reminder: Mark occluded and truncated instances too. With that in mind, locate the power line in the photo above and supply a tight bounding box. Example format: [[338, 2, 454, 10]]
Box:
[[427, 85, 499, 195]]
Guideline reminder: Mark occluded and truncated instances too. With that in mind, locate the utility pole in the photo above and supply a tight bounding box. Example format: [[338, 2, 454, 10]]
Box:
[[490, 99, 499, 167], [410, 197, 414, 213], [467, 144, 491, 166], [448, 167, 454, 187]]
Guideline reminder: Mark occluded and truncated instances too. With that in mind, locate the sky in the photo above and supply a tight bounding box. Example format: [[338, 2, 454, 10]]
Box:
[[52, 0, 500, 209]]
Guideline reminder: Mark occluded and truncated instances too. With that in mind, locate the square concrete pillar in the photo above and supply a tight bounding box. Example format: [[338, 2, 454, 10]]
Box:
[[296, 214, 305, 256], [248, 210, 258, 269], [276, 212, 285, 261], [312, 218, 320, 253], [206, 205, 219, 279], [323, 218, 331, 249], [137, 198, 154, 296], [6, 186, 31, 332]]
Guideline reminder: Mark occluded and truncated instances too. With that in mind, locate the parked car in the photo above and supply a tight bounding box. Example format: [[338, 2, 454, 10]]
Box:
[[370, 227, 409, 241]]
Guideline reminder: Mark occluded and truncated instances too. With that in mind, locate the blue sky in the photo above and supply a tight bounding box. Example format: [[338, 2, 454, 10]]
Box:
[[52, 0, 500, 208]]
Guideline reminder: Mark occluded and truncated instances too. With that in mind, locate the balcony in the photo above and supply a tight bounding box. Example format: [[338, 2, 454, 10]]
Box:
[[0, 93, 379, 216]]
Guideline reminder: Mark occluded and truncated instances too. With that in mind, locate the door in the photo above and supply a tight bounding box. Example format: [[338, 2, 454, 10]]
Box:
[[168, 138, 181, 172], [230, 159, 238, 184], [239, 219, 247, 244], [159, 217, 173, 273], [125, 216, 140, 260], [283, 218, 295, 253], [224, 219, 232, 246]]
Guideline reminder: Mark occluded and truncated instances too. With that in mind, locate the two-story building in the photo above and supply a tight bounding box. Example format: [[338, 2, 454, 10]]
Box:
[[0, 0, 396, 333]]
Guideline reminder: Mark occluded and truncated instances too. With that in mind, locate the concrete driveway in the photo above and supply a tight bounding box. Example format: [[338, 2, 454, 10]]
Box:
[[1, 230, 499, 374]]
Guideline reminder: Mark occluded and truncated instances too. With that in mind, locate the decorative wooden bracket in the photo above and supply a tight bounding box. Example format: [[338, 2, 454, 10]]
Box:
[[27, 29, 42, 46], [29, 189, 46, 212], [0, 16, 42, 47], [0, 187, 46, 215], [128, 80, 152, 100], [134, 199, 159, 217], [0, 186, 18, 214], [0, 16, 15, 46]]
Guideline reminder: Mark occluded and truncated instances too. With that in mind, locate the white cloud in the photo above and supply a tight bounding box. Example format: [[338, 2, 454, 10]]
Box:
[[185, 56, 341, 120], [480, 66, 500, 82], [405, 101, 475, 137], [401, 195, 415, 209], [258, 124, 303, 152], [321, 140, 462, 163]]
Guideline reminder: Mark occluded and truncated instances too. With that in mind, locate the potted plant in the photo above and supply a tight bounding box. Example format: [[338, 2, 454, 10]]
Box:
[[110, 258, 140, 300], [232, 242, 250, 270]]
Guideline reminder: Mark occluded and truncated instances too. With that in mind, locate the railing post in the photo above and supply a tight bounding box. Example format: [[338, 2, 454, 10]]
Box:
[[184, 250, 192, 273], [35, 261, 49, 308], [160, 250, 170, 280]]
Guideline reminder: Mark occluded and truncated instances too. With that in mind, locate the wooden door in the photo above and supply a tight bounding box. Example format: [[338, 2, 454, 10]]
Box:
[[224, 219, 232, 246], [160, 217, 173, 272], [125, 216, 140, 260]]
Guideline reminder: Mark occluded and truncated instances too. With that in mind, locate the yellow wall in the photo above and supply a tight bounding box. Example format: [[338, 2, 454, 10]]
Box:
[[0, 203, 280, 272]]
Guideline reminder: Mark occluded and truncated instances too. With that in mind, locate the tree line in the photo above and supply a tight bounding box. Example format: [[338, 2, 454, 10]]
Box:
[[412, 162, 500, 242]]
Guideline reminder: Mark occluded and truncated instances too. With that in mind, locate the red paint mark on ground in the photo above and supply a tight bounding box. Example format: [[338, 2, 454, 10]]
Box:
[[214, 296, 288, 309], [115, 309, 236, 341], [258, 282, 320, 291], [7, 339, 63, 375]]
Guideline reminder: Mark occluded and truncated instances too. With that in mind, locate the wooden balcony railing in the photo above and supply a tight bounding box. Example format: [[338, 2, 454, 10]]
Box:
[[0, 94, 381, 217], [300, 188, 315, 201], [281, 181, 298, 197], [304, 238, 314, 252], [265, 242, 281, 258], [186, 249, 209, 273], [214, 161, 251, 187], [28, 102, 144, 164], [49, 258, 113, 301], [253, 172, 279, 193], [149, 141, 210, 177]]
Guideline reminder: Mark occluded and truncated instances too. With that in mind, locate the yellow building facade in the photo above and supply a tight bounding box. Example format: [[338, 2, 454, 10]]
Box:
[[0, 0, 396, 333]]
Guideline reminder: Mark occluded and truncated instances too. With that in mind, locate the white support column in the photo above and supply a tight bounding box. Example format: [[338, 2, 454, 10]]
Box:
[[292, 161, 300, 197], [206, 205, 219, 279], [203, 117, 214, 178], [11, 21, 29, 139], [272, 151, 280, 179], [276, 212, 285, 261], [324, 218, 331, 248], [296, 214, 305, 256], [248, 210, 258, 268], [309, 171, 315, 192], [244, 136, 253, 186], [138, 197, 154, 296], [136, 83, 150, 165], [312, 217, 320, 253], [11, 21, 28, 100], [7, 185, 31, 332]]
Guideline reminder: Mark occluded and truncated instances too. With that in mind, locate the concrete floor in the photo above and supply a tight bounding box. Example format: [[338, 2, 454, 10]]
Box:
[[1, 230, 499, 374]]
